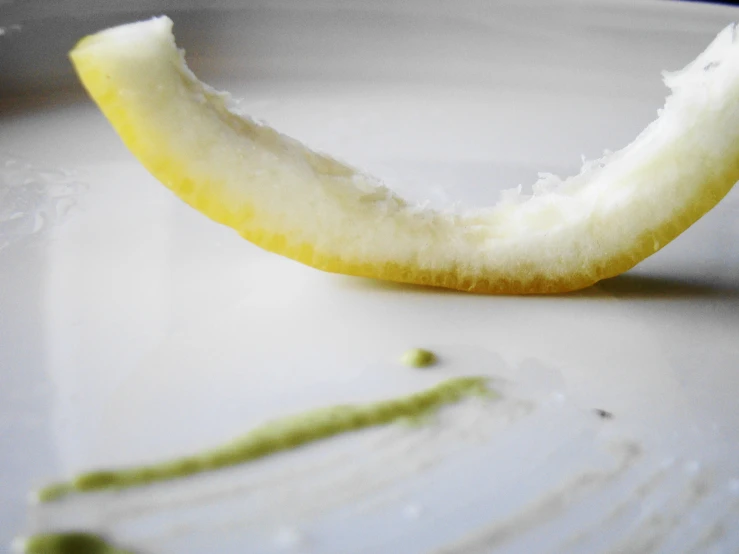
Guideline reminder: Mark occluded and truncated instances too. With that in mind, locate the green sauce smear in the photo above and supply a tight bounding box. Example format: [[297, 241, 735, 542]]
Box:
[[38, 376, 491, 502], [22, 532, 134, 554]]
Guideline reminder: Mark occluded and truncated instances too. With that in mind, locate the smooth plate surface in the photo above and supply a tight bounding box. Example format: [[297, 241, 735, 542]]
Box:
[[2, 1, 739, 552]]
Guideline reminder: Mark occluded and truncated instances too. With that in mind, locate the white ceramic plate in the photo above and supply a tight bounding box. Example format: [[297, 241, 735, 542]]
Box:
[[2, 1, 739, 552]]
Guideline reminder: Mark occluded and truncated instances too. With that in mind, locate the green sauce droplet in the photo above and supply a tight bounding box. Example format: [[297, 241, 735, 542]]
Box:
[[22, 532, 134, 554], [37, 376, 491, 502], [400, 348, 437, 368]]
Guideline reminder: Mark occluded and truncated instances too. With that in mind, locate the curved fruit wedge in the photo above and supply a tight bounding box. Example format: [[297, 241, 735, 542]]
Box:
[[70, 17, 739, 293]]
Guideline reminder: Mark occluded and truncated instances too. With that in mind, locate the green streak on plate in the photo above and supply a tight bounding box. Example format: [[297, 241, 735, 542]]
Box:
[[38, 376, 492, 502]]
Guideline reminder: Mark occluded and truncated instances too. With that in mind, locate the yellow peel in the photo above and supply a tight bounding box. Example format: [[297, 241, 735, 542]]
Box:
[[70, 17, 739, 293]]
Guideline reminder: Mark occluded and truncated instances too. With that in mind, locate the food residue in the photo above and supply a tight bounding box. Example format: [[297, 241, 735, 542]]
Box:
[[38, 376, 492, 502], [400, 348, 437, 368], [20, 532, 134, 554]]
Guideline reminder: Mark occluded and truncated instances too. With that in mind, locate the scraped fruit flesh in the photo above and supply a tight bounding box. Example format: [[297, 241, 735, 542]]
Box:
[[69, 18, 739, 293]]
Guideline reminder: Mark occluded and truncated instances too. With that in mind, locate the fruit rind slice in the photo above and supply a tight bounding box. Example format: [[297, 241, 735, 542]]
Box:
[[70, 18, 739, 293]]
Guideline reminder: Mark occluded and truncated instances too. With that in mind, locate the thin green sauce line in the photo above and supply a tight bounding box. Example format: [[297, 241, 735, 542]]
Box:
[[21, 532, 134, 554], [38, 376, 493, 502]]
